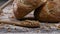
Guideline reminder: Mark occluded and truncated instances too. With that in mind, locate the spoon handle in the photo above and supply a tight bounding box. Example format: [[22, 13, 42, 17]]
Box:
[[0, 0, 13, 10]]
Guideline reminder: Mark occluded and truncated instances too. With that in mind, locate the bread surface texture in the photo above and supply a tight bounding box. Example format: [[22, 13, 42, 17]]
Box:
[[13, 0, 46, 19], [34, 0, 60, 22]]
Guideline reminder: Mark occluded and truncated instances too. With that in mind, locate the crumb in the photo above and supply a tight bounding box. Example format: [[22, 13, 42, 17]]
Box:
[[15, 28, 17, 30], [13, 24, 16, 26], [0, 13, 4, 16], [0, 23, 4, 26], [11, 16, 14, 18], [57, 25, 60, 30], [0, 26, 4, 29], [7, 28, 11, 32], [58, 25, 60, 28], [36, 30, 40, 33]]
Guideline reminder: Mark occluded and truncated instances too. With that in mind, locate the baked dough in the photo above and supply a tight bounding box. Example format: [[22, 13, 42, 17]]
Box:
[[34, 0, 60, 22], [13, 0, 46, 19]]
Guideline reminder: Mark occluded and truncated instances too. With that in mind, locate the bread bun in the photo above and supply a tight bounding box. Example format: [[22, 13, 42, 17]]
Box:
[[34, 0, 60, 22], [13, 0, 46, 19]]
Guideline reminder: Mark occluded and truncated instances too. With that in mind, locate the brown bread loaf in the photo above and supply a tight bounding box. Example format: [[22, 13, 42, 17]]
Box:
[[13, 0, 46, 19], [34, 0, 60, 22]]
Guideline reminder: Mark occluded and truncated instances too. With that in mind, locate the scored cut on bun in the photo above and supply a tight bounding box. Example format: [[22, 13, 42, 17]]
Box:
[[13, 0, 47, 19], [34, 0, 60, 22]]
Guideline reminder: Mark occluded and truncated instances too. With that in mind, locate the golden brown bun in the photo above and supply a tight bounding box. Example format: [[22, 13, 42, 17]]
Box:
[[13, 0, 46, 19], [34, 0, 60, 22]]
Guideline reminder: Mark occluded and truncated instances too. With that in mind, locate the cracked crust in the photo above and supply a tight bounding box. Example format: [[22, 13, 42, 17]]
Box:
[[13, 0, 47, 19]]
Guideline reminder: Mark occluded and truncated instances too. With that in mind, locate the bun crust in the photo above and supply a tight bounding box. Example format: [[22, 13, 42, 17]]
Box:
[[34, 0, 60, 22], [13, 0, 46, 19]]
